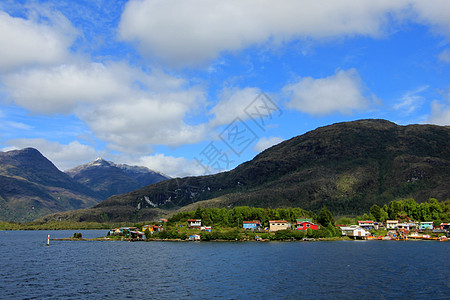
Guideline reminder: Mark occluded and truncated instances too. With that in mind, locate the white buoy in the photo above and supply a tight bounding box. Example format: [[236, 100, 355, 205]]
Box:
[[47, 234, 50, 246]]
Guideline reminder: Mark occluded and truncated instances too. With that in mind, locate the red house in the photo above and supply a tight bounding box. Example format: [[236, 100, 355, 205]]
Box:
[[296, 218, 319, 231]]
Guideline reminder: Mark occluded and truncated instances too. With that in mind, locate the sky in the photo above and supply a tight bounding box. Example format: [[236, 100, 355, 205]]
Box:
[[0, 0, 449, 177]]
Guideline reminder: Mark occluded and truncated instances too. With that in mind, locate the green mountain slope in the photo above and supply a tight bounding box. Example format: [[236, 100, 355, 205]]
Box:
[[40, 119, 450, 222]]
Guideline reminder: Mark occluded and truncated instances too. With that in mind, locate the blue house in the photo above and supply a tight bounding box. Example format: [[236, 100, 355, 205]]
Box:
[[243, 220, 261, 230], [419, 222, 434, 230]]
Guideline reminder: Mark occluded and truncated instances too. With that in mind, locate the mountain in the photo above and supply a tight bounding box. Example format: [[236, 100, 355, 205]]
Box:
[[39, 119, 450, 223], [0, 148, 102, 222], [65, 158, 169, 199]]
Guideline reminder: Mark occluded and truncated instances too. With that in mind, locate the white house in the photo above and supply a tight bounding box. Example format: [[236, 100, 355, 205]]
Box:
[[386, 220, 399, 229], [187, 219, 202, 228], [341, 225, 370, 239], [358, 220, 376, 230]]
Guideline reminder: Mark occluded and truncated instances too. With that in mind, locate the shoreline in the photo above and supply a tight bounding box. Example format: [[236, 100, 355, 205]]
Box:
[[51, 236, 449, 242]]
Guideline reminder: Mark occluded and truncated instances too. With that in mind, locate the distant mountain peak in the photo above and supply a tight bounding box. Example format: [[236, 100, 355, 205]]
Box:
[[64, 159, 170, 200], [89, 158, 111, 167]]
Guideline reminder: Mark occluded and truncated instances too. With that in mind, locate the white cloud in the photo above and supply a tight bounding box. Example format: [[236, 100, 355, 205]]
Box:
[[129, 153, 208, 178], [428, 101, 450, 125], [2, 139, 99, 170], [253, 136, 284, 153], [2, 61, 208, 151], [411, 0, 450, 39], [283, 69, 370, 116], [2, 62, 131, 114], [438, 49, 450, 63], [118, 0, 415, 67], [0, 10, 76, 71], [209, 87, 261, 126], [78, 90, 208, 153], [393, 85, 428, 116]]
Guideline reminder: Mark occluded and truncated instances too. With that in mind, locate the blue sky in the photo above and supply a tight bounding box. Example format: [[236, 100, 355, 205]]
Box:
[[0, 0, 449, 177]]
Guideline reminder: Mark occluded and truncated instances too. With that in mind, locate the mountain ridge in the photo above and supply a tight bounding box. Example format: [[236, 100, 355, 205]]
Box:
[[0, 149, 170, 222], [65, 158, 170, 199], [42, 119, 450, 223]]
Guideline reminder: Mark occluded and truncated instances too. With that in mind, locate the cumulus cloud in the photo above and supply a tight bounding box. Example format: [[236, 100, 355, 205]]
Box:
[[283, 69, 370, 116], [3, 62, 131, 114], [78, 90, 208, 153], [0, 10, 76, 71], [2, 139, 99, 170], [411, 0, 450, 39], [129, 153, 209, 178], [209, 87, 262, 126], [118, 0, 420, 67], [253, 136, 284, 152], [2, 60, 208, 152], [428, 101, 450, 126]]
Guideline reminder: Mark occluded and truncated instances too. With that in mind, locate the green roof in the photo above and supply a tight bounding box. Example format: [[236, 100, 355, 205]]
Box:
[[296, 218, 313, 223]]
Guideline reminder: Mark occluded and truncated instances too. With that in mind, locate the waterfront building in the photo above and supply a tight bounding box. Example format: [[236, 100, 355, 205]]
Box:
[[358, 220, 377, 230], [340, 225, 370, 239]]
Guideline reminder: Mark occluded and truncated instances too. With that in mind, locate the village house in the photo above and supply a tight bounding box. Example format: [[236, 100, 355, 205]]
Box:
[[295, 219, 319, 231], [419, 221, 434, 230], [386, 220, 399, 229], [110, 227, 140, 237], [340, 225, 370, 239], [243, 220, 261, 230], [358, 220, 377, 230], [201, 226, 212, 232], [142, 224, 163, 233], [440, 223, 450, 231], [188, 234, 201, 241], [269, 220, 290, 232], [188, 219, 202, 228]]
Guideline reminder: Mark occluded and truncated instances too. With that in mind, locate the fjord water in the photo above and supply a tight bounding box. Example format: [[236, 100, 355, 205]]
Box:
[[0, 231, 449, 299]]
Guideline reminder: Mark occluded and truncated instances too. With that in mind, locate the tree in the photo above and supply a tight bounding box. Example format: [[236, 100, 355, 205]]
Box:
[[370, 204, 381, 221], [317, 206, 334, 227]]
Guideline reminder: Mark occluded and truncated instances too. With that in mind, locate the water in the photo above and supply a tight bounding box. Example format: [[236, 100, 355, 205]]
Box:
[[0, 231, 449, 299]]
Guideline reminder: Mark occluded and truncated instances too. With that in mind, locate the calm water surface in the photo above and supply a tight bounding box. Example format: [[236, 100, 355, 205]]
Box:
[[0, 230, 449, 299]]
